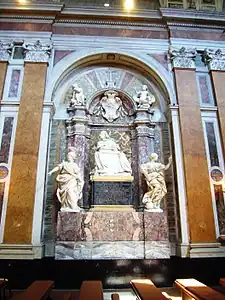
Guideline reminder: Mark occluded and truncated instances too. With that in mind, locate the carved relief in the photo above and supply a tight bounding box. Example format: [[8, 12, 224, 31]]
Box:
[[170, 47, 197, 69], [204, 48, 225, 71], [0, 41, 12, 61], [24, 40, 52, 62], [92, 90, 129, 123]]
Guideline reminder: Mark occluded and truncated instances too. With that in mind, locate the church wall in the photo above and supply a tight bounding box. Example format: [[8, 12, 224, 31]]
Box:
[[0, 3, 224, 260]]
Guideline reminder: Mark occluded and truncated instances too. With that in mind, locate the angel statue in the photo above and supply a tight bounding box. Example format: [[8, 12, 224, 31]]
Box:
[[48, 149, 84, 212], [141, 153, 172, 212], [133, 85, 156, 109], [69, 84, 85, 107]]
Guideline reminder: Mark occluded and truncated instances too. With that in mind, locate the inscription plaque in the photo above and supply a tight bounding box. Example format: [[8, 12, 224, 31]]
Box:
[[92, 181, 133, 205]]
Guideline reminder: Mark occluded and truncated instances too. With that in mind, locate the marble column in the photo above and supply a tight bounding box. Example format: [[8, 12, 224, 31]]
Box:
[[4, 41, 51, 246], [66, 106, 89, 208], [170, 48, 217, 247], [134, 109, 155, 207]]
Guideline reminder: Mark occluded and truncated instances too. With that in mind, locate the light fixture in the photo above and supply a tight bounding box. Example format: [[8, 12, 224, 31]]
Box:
[[124, 0, 134, 10], [18, 0, 27, 4], [104, 2, 110, 7]]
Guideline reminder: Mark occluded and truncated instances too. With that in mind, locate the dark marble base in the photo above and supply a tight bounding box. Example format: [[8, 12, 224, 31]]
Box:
[[92, 181, 132, 205]]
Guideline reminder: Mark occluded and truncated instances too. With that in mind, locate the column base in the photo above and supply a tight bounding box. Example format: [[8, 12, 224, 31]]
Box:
[[189, 242, 225, 258], [0, 243, 44, 259]]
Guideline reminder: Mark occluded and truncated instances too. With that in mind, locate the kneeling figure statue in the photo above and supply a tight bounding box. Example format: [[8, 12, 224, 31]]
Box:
[[141, 153, 172, 212], [48, 149, 84, 212]]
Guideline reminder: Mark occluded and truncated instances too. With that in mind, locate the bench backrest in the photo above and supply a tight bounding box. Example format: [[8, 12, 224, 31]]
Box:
[[130, 279, 170, 300], [79, 281, 103, 300], [175, 278, 225, 300], [11, 280, 54, 300], [220, 279, 225, 287], [111, 293, 120, 300]]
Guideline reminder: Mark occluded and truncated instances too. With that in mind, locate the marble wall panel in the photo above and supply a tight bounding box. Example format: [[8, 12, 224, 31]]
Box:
[[4, 63, 47, 244], [0, 117, 14, 164], [57, 211, 144, 241], [144, 212, 168, 241], [8, 70, 21, 98], [43, 120, 67, 254], [0, 62, 7, 100], [54, 51, 72, 66], [53, 27, 168, 39], [174, 69, 216, 243], [151, 54, 168, 71], [0, 22, 51, 32], [145, 241, 170, 259], [170, 30, 225, 41], [56, 241, 145, 260]]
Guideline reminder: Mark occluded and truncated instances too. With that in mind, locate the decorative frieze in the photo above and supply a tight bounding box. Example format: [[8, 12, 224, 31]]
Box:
[[203, 48, 225, 71], [24, 40, 52, 63], [0, 41, 12, 61], [170, 47, 197, 69]]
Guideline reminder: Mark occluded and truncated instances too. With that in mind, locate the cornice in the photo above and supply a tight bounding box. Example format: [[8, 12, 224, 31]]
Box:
[[161, 8, 225, 22], [61, 7, 162, 20], [0, 14, 55, 23], [0, 2, 64, 12], [54, 19, 167, 30]]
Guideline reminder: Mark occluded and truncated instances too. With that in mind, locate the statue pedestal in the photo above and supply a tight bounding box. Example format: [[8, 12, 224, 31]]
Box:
[[55, 210, 170, 260], [91, 175, 133, 206]]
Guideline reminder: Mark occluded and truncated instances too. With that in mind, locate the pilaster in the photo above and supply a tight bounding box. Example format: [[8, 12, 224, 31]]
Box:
[[170, 47, 217, 246]]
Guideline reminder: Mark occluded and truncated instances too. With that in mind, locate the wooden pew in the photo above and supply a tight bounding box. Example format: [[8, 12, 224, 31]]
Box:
[[11, 280, 54, 300], [220, 278, 225, 287], [111, 293, 120, 300], [175, 278, 225, 300], [130, 279, 171, 300], [79, 281, 103, 300]]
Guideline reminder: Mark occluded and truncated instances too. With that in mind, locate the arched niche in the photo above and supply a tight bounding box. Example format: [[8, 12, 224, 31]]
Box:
[[44, 51, 179, 252]]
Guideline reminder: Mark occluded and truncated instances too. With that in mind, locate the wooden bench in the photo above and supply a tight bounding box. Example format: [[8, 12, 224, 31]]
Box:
[[63, 292, 73, 300], [111, 293, 120, 300], [220, 279, 225, 287], [175, 278, 225, 300], [79, 281, 103, 300], [130, 279, 171, 300], [11, 280, 54, 300]]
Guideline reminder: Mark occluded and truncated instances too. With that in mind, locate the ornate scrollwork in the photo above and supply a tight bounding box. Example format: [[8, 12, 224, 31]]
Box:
[[170, 47, 197, 69], [0, 41, 13, 61], [203, 48, 225, 71], [24, 40, 52, 62]]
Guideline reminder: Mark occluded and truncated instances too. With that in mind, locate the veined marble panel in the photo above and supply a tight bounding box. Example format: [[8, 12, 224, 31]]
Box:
[[55, 241, 144, 260], [145, 241, 170, 259], [144, 211, 169, 241], [57, 212, 144, 241]]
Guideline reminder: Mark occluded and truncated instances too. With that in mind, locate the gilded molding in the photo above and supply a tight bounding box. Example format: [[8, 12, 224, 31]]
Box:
[[204, 48, 225, 71]]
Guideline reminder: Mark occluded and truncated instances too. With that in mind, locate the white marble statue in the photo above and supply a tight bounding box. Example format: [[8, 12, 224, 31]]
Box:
[[133, 85, 155, 109], [69, 84, 85, 107], [141, 153, 172, 212], [48, 149, 84, 212], [94, 130, 132, 176], [93, 90, 128, 122]]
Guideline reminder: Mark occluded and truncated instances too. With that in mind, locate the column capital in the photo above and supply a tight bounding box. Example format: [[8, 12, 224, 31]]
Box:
[[170, 47, 197, 69], [0, 41, 12, 61], [24, 40, 52, 63], [203, 48, 225, 71]]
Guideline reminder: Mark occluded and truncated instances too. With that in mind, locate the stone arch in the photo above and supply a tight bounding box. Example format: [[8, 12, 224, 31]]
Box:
[[45, 48, 176, 108]]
